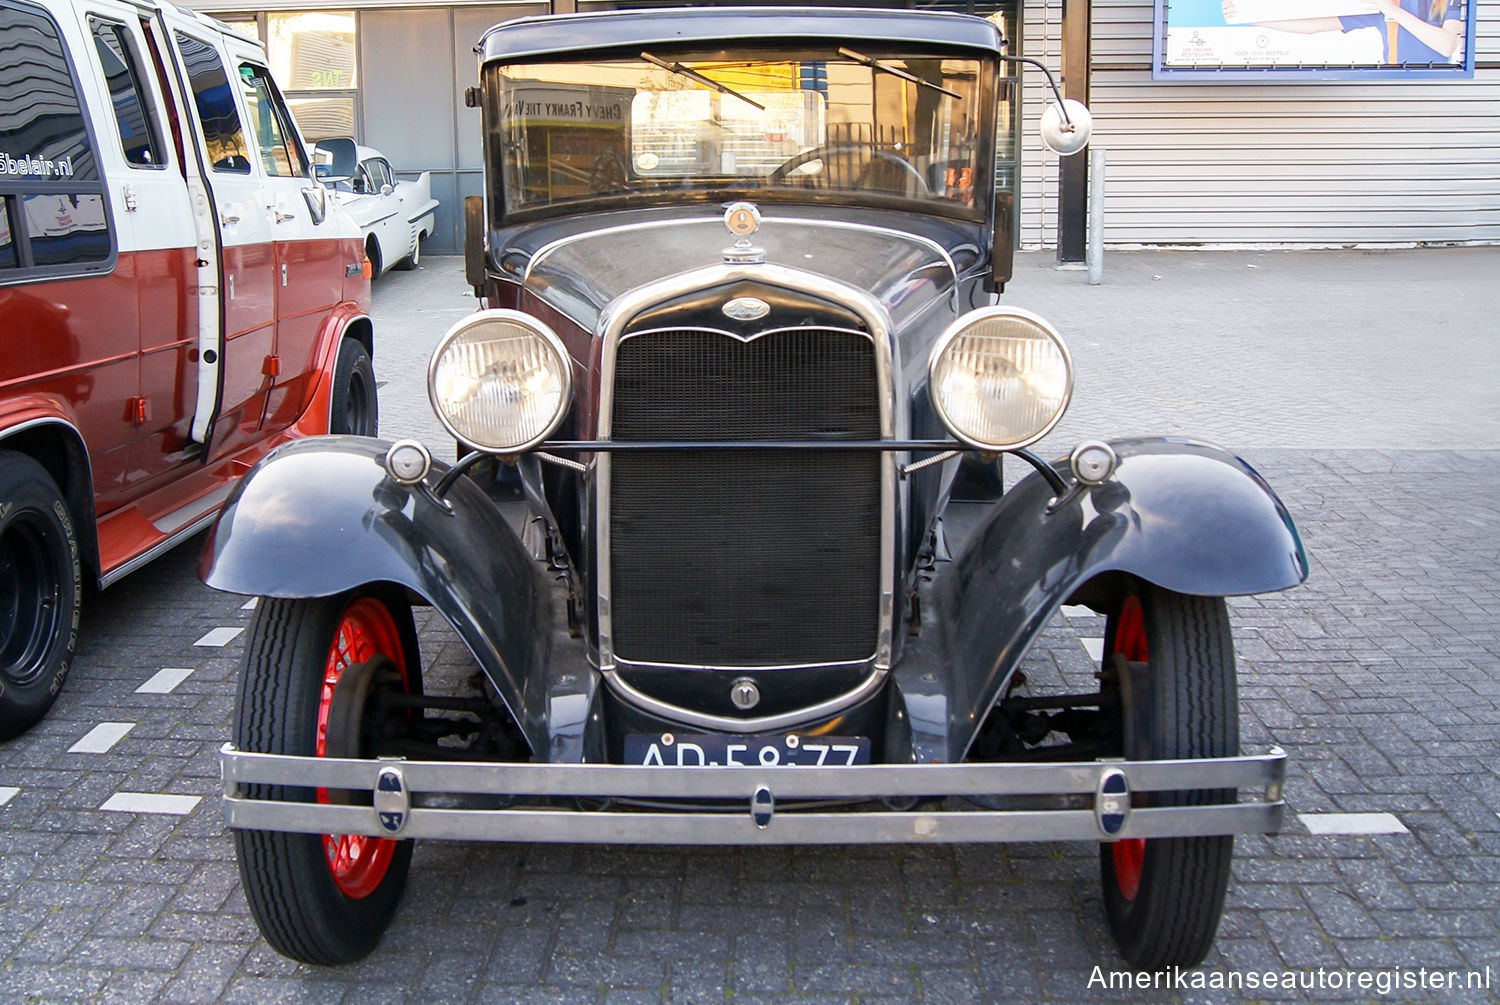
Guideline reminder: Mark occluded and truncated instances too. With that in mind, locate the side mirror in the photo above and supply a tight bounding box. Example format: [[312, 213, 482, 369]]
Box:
[[380, 183, 394, 197], [1039, 99, 1092, 157], [313, 138, 358, 181]]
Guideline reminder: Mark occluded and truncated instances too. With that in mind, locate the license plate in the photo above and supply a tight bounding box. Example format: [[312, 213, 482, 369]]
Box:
[[624, 733, 870, 767]]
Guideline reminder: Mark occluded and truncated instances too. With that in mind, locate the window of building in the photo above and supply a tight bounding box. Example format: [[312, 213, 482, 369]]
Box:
[[267, 11, 357, 142]]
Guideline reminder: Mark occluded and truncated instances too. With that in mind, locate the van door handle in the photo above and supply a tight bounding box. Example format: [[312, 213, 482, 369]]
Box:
[[274, 210, 296, 223], [220, 211, 240, 226]]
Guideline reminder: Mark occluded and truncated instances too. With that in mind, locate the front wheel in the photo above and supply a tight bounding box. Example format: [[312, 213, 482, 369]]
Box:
[[329, 338, 378, 437], [1099, 579, 1237, 970], [0, 452, 81, 741], [233, 588, 421, 964]]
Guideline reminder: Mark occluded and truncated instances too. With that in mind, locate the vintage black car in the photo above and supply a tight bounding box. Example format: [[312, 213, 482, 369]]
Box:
[[202, 6, 1307, 971]]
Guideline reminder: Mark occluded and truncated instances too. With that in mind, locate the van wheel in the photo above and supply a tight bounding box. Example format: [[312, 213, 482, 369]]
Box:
[[1099, 579, 1237, 970], [330, 339, 378, 437], [395, 235, 421, 271], [0, 452, 81, 742], [232, 588, 421, 964]]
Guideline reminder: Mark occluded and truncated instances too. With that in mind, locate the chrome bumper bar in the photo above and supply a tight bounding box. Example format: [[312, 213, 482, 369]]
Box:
[[219, 743, 1285, 845]]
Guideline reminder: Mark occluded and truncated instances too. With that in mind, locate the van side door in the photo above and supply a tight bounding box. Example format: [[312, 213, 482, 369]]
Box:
[[79, 2, 199, 493], [228, 52, 343, 433], [168, 20, 277, 460]]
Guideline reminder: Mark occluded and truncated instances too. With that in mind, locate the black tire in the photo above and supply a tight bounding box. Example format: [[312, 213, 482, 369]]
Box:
[[1099, 578, 1237, 970], [0, 452, 81, 742], [394, 234, 421, 271], [232, 588, 421, 964], [329, 338, 378, 437]]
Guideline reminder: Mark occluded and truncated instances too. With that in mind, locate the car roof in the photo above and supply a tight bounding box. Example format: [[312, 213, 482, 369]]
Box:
[[478, 6, 1004, 64]]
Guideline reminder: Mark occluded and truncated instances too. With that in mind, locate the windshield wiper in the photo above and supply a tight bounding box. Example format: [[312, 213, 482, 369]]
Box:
[[641, 52, 766, 111], [837, 47, 963, 100]]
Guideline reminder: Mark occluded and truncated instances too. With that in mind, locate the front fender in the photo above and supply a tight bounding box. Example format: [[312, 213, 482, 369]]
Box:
[[198, 436, 553, 753], [917, 437, 1306, 761]]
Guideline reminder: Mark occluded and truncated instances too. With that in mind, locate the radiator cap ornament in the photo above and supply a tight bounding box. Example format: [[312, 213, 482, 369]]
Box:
[[723, 202, 765, 265]]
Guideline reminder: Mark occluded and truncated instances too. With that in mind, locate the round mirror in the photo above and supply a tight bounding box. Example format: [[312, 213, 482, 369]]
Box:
[[1039, 99, 1093, 156]]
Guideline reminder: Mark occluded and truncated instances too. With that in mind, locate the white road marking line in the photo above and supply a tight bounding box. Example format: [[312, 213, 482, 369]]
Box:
[[1299, 812, 1409, 835], [241, 597, 258, 610], [0, 786, 18, 808], [68, 722, 135, 754], [1061, 605, 1094, 619], [194, 627, 244, 647], [1080, 638, 1105, 662], [99, 792, 201, 815], [136, 667, 194, 694]]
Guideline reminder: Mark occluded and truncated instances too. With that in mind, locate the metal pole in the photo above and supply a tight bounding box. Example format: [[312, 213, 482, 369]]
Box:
[[1087, 147, 1105, 285]]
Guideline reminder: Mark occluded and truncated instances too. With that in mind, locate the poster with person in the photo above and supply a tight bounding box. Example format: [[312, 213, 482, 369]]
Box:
[[1156, 0, 1472, 78]]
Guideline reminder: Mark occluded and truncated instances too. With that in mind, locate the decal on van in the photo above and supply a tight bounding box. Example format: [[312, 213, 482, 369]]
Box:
[[0, 152, 76, 177]]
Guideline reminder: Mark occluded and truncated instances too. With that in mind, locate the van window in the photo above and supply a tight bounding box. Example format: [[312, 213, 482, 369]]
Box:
[[175, 32, 251, 174], [90, 19, 164, 168], [238, 63, 306, 178], [0, 202, 17, 269], [0, 0, 112, 274], [0, 4, 99, 178]]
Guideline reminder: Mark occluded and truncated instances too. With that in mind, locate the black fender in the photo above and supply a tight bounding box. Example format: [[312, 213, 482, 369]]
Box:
[[198, 436, 560, 757], [908, 437, 1307, 761]]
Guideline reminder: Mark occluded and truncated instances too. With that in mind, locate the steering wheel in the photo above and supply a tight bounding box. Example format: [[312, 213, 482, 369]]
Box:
[[767, 143, 930, 196]]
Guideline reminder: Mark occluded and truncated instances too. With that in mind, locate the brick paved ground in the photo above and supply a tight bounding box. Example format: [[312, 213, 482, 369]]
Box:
[[1, 250, 1497, 1003]]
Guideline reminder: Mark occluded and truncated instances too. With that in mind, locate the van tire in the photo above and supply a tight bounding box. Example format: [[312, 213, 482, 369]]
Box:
[[330, 339, 378, 437], [0, 452, 82, 741]]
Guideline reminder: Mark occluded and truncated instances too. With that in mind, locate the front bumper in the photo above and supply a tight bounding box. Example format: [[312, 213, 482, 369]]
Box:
[[219, 744, 1285, 845]]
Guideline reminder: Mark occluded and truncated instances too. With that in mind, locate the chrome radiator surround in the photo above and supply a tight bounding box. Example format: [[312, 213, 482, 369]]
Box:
[[594, 264, 900, 694]]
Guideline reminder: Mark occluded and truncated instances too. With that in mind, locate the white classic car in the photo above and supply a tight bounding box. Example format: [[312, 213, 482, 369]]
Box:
[[315, 139, 439, 277]]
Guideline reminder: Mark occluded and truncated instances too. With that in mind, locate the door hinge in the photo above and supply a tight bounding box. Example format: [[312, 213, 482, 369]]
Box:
[[127, 396, 150, 425], [122, 183, 137, 212], [281, 263, 288, 287]]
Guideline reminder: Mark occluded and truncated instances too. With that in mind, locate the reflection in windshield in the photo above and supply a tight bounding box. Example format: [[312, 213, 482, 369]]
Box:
[[487, 48, 989, 218]]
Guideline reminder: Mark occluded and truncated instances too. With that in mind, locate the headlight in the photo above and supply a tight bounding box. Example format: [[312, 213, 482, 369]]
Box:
[[428, 309, 572, 453], [927, 307, 1072, 451]]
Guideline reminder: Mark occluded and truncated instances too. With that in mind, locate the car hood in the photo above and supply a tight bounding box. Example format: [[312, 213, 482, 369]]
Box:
[[496, 207, 986, 334]]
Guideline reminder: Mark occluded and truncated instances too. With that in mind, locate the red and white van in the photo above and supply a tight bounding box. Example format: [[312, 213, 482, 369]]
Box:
[[1, 0, 376, 738]]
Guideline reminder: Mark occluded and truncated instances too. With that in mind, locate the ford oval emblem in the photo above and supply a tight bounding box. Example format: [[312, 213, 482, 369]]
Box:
[[723, 297, 770, 322]]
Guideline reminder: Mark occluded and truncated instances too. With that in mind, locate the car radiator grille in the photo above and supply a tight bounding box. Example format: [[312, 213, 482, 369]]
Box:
[[608, 327, 882, 667]]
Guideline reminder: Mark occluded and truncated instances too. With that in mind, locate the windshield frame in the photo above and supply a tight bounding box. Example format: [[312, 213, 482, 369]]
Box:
[[481, 42, 1002, 230]]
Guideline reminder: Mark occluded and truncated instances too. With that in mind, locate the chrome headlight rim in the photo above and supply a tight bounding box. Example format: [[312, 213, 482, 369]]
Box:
[[427, 308, 573, 455], [927, 305, 1074, 453]]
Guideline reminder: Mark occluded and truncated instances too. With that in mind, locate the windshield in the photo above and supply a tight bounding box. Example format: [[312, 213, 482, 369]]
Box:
[[485, 47, 992, 221]]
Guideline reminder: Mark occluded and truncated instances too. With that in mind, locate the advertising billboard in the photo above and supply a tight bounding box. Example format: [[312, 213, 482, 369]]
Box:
[[1154, 0, 1476, 79]]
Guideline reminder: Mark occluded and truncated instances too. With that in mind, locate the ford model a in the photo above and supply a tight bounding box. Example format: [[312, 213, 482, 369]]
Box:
[[202, 8, 1306, 970]]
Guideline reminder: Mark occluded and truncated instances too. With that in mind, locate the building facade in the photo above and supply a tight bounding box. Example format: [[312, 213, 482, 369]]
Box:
[[185, 0, 1500, 252]]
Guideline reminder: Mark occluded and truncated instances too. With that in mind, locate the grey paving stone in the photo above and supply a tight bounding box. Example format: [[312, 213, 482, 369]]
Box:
[[2, 251, 1499, 1002]]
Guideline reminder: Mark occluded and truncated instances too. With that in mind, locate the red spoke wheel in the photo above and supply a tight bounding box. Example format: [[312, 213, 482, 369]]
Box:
[[1098, 579, 1238, 970], [314, 597, 409, 899], [232, 588, 421, 965]]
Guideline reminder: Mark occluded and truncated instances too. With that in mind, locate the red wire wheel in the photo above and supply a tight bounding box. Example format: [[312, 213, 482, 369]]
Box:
[[1108, 594, 1147, 902], [314, 597, 409, 899]]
